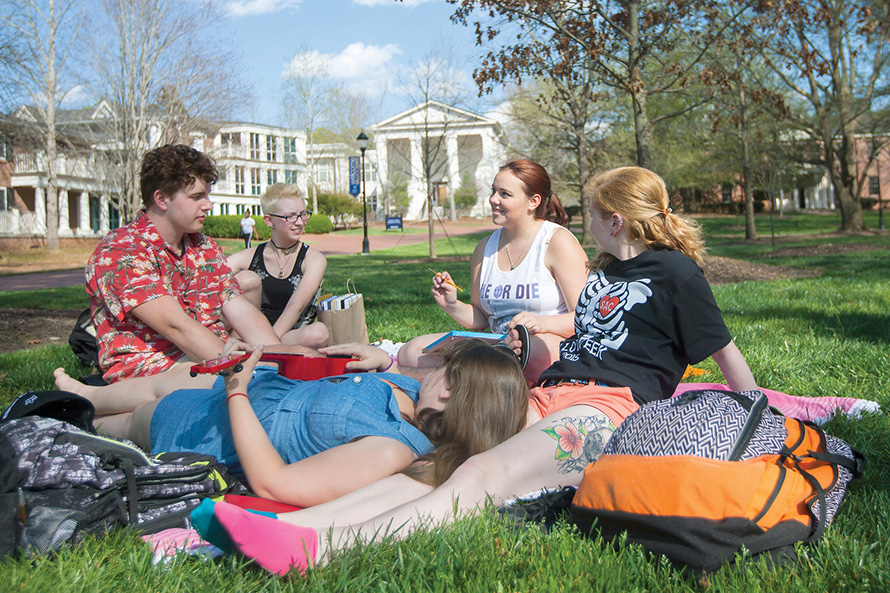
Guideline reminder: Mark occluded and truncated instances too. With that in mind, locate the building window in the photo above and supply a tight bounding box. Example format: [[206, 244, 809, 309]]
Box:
[[284, 137, 297, 163], [869, 175, 880, 196], [218, 166, 227, 182], [317, 161, 332, 183], [250, 168, 261, 195], [267, 169, 278, 185], [0, 187, 11, 210], [0, 136, 10, 161], [284, 170, 298, 185], [266, 136, 278, 161], [365, 161, 376, 182], [249, 133, 261, 160], [235, 167, 245, 194], [221, 132, 240, 146]]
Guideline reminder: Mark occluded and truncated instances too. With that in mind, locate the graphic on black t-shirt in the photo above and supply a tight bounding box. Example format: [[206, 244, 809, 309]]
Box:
[[561, 271, 653, 361]]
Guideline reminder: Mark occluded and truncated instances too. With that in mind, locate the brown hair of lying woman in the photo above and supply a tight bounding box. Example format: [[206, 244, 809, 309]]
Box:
[[404, 339, 529, 487]]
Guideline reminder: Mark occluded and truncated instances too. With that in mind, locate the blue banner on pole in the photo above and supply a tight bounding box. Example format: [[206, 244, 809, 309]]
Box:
[[349, 157, 361, 197]]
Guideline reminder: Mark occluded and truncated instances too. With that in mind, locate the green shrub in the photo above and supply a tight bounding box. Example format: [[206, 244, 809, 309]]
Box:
[[316, 191, 361, 228], [203, 215, 270, 240], [305, 213, 333, 234], [861, 197, 878, 210], [454, 171, 479, 211]]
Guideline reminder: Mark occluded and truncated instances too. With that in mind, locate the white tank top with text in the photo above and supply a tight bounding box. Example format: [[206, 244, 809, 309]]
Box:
[[478, 220, 568, 334]]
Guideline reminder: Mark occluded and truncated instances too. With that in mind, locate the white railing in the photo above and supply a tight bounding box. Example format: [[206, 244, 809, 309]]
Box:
[[15, 152, 38, 172], [13, 152, 94, 177], [0, 210, 40, 235]]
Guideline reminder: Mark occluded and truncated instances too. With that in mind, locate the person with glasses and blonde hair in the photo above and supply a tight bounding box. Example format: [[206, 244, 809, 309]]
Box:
[[228, 183, 329, 347]]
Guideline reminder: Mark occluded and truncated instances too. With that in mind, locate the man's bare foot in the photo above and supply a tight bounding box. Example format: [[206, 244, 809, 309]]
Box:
[[53, 368, 94, 399]]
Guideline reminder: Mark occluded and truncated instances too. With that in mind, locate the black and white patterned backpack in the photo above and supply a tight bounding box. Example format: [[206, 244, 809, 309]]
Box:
[[571, 389, 865, 571]]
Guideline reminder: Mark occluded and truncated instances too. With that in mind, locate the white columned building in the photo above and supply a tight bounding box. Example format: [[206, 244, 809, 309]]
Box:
[[370, 100, 506, 221]]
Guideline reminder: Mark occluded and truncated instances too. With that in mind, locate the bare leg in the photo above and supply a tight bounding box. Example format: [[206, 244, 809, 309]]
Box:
[[92, 397, 163, 450], [54, 365, 214, 415], [235, 270, 262, 309], [220, 404, 617, 573], [281, 321, 330, 348], [320, 404, 614, 553], [396, 332, 447, 369], [278, 473, 434, 529]]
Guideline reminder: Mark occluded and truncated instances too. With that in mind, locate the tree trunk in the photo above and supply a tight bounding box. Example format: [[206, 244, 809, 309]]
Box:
[[427, 192, 436, 259], [739, 81, 756, 241], [41, 0, 60, 252], [573, 107, 593, 245], [45, 107, 60, 252], [626, 1, 652, 170], [824, 127, 865, 232]]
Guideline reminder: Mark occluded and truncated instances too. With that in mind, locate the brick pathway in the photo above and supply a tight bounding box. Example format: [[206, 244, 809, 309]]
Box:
[[303, 219, 495, 255]]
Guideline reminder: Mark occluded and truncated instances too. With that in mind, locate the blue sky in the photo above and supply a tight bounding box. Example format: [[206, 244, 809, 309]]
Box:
[[219, 0, 501, 126]]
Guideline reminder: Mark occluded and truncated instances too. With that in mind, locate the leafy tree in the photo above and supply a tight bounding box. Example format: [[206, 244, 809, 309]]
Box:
[[388, 176, 411, 214], [740, 0, 890, 231], [453, 171, 479, 212], [505, 79, 634, 244], [450, 0, 739, 169], [315, 190, 362, 228]]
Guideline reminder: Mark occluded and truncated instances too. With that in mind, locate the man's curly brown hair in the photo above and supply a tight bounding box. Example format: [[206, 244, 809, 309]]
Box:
[[140, 144, 218, 208]]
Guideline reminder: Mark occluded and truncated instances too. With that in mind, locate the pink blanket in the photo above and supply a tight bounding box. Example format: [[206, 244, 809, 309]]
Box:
[[673, 383, 881, 424]]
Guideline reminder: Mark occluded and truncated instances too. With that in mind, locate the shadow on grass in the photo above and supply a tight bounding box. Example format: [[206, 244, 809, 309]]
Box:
[[730, 306, 890, 345]]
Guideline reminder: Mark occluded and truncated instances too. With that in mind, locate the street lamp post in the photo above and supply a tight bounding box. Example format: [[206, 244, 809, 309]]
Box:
[[357, 131, 370, 254]]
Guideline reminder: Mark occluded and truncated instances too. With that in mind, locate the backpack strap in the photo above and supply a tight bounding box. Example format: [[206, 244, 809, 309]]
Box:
[[779, 419, 864, 542], [116, 456, 139, 526], [728, 391, 769, 461], [788, 453, 830, 543]]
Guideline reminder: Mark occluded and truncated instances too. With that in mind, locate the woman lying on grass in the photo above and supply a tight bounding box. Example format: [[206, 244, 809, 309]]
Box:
[[204, 166, 760, 576], [53, 340, 529, 507]]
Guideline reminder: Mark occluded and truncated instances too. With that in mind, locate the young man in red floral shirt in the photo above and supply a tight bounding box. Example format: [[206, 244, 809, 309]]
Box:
[[85, 144, 284, 383]]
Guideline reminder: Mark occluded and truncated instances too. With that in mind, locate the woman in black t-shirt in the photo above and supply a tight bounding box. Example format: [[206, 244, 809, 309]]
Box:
[[538, 166, 758, 401]]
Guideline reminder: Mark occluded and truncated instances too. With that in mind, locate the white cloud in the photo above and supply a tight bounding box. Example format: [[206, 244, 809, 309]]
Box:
[[283, 43, 402, 96], [352, 0, 438, 6], [61, 85, 91, 107], [224, 0, 302, 17]]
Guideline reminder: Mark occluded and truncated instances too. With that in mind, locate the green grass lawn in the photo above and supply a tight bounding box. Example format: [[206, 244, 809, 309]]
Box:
[[1, 215, 889, 591]]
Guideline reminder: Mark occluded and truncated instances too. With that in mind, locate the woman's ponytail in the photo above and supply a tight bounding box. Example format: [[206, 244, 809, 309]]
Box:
[[536, 191, 569, 227]]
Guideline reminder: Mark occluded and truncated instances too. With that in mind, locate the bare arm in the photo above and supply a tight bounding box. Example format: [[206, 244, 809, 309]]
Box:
[[433, 239, 489, 330], [318, 342, 396, 373], [510, 227, 588, 338], [224, 348, 416, 506], [711, 340, 758, 392], [131, 295, 228, 362], [271, 249, 327, 337], [226, 246, 257, 275]]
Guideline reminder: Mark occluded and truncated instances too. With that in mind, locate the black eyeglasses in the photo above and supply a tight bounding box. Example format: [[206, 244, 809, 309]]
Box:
[[268, 211, 312, 223]]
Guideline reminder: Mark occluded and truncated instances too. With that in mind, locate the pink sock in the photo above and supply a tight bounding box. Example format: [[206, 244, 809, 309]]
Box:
[[214, 502, 319, 576]]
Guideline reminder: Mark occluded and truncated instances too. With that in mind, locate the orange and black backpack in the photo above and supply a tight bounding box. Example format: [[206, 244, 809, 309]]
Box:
[[570, 389, 865, 572]]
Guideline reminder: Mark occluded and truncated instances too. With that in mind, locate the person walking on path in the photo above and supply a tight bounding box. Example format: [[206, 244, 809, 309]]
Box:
[[240, 211, 258, 249]]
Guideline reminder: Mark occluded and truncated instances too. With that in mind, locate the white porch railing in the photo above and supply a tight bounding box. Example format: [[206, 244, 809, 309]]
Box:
[[0, 210, 40, 235]]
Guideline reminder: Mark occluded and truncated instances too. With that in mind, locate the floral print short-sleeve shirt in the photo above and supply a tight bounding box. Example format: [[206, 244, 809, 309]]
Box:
[[86, 211, 241, 383]]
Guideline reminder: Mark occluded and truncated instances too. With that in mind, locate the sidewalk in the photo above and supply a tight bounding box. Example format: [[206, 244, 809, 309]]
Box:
[[0, 219, 496, 292], [303, 218, 495, 256]]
